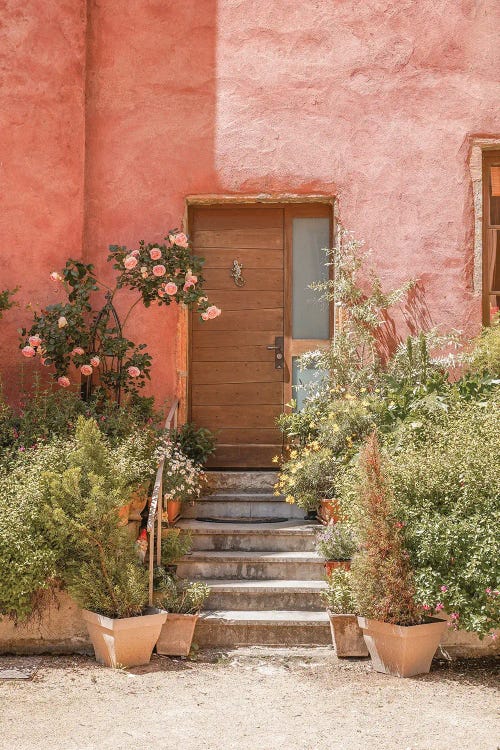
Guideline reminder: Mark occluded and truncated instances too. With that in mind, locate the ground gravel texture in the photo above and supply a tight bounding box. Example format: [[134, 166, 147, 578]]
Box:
[[0, 649, 498, 750]]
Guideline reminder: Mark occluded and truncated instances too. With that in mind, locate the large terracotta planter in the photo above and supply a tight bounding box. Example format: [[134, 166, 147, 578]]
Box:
[[128, 484, 149, 521], [324, 560, 351, 576], [327, 611, 369, 657], [357, 616, 448, 677], [82, 608, 167, 668], [156, 613, 199, 656]]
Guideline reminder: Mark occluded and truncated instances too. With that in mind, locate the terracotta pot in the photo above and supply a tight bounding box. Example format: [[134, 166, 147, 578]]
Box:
[[82, 608, 168, 668], [128, 484, 149, 521], [324, 560, 351, 576], [357, 616, 448, 677], [319, 499, 340, 524], [327, 611, 369, 657], [166, 499, 182, 524], [156, 613, 199, 656], [118, 502, 131, 527]]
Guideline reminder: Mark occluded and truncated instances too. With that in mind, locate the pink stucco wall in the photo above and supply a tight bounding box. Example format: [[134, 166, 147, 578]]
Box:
[[1, 0, 499, 406]]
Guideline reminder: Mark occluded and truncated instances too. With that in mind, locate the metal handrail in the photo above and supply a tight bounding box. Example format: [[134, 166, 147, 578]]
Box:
[[147, 397, 179, 606]]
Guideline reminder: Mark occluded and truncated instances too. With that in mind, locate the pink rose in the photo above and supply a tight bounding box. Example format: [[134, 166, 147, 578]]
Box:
[[28, 335, 42, 348], [71, 347, 85, 356], [22, 345, 36, 358], [90, 356, 100, 367], [124, 255, 138, 270], [201, 312, 209, 321], [80, 364, 93, 376], [152, 264, 166, 277], [130, 249, 140, 257], [158, 289, 165, 297], [165, 282, 178, 295], [50, 271, 62, 282], [150, 248, 162, 260], [186, 273, 198, 284], [127, 366, 141, 378], [58, 376, 70, 388], [169, 232, 189, 248], [206, 305, 221, 319], [183, 281, 195, 292]]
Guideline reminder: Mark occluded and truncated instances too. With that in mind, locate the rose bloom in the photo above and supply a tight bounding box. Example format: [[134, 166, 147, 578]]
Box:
[[127, 366, 141, 378], [152, 264, 166, 277], [201, 312, 209, 321], [71, 347, 85, 356], [28, 335, 42, 348], [124, 255, 138, 270], [58, 316, 68, 328], [80, 364, 93, 376], [206, 305, 221, 319], [22, 345, 36, 358], [186, 273, 198, 284], [165, 282, 178, 295], [90, 356, 100, 367], [58, 376, 70, 388], [157, 289, 165, 298], [150, 248, 162, 260], [130, 249, 140, 257], [169, 232, 189, 248], [50, 271, 62, 282], [183, 281, 195, 292]]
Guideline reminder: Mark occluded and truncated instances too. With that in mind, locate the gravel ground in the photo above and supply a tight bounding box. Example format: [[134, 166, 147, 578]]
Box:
[[0, 649, 498, 750]]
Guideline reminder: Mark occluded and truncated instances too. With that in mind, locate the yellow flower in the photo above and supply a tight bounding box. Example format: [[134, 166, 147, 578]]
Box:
[[285, 495, 295, 504], [309, 422, 316, 428], [290, 466, 297, 474], [290, 450, 297, 459], [272, 455, 279, 464]]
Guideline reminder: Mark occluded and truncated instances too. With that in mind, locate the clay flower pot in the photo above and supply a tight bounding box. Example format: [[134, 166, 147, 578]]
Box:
[[324, 560, 351, 576], [156, 613, 199, 656], [118, 502, 131, 527], [357, 616, 448, 677], [327, 611, 369, 658], [128, 484, 149, 521], [166, 499, 182, 524], [82, 608, 168, 668], [319, 499, 339, 525]]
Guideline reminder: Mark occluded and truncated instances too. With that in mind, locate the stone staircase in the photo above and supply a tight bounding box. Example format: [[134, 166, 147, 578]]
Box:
[[174, 471, 330, 647]]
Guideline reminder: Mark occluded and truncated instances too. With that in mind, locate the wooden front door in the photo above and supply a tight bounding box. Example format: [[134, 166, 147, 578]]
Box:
[[190, 205, 285, 467], [189, 202, 333, 468]]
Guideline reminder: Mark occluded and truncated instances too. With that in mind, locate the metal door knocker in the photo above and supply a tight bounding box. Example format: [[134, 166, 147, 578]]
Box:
[[231, 259, 245, 287]]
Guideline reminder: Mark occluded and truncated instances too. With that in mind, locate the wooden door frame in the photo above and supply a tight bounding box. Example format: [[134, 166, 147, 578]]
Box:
[[180, 195, 336, 427]]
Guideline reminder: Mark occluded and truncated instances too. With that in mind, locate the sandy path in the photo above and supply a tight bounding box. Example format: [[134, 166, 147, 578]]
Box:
[[0, 649, 498, 750]]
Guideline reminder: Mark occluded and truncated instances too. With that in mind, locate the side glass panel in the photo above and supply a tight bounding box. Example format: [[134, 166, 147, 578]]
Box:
[[292, 357, 325, 411], [292, 218, 330, 339]]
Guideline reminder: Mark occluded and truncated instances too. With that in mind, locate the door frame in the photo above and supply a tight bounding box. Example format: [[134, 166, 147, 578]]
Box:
[[179, 195, 336, 428]]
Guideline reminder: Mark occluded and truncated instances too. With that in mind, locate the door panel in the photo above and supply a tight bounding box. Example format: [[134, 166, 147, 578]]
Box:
[[190, 205, 285, 467]]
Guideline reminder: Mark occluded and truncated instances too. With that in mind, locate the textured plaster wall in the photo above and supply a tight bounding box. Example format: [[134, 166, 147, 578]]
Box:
[[0, 1, 87, 401], [1, 0, 500, 406]]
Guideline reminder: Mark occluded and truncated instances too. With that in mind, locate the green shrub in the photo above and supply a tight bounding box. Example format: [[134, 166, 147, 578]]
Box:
[[161, 529, 192, 568], [155, 572, 210, 614], [169, 422, 216, 466], [321, 569, 356, 614], [467, 319, 500, 376], [315, 524, 357, 561], [276, 446, 335, 511]]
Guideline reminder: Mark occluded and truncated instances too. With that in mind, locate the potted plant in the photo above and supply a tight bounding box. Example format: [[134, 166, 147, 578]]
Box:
[[155, 570, 210, 656], [169, 422, 216, 466], [276, 446, 335, 520], [42, 417, 167, 668], [351, 433, 447, 677], [113, 427, 163, 525], [161, 527, 193, 575], [322, 569, 369, 657], [315, 524, 357, 576], [161, 441, 204, 523]]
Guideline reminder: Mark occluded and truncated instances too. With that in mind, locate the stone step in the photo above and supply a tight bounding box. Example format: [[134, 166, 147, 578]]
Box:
[[176, 550, 324, 581], [194, 610, 331, 647], [205, 471, 278, 493], [182, 493, 304, 520], [175, 519, 319, 552], [203, 579, 327, 610]]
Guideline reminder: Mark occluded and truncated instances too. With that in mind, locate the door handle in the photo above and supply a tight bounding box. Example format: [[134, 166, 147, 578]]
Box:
[[267, 337, 284, 369]]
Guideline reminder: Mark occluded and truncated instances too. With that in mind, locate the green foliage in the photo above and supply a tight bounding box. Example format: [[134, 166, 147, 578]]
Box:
[[155, 571, 210, 615], [169, 422, 216, 466], [350, 433, 423, 626], [321, 569, 356, 614], [161, 529, 192, 568], [112, 426, 163, 491], [161, 441, 205, 505], [315, 524, 357, 561], [467, 319, 500, 377], [276, 446, 335, 511], [0, 287, 17, 318], [41, 417, 149, 618]]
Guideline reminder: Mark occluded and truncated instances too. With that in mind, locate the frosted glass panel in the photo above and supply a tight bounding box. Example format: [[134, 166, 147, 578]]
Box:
[[292, 357, 326, 411], [292, 218, 330, 339]]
